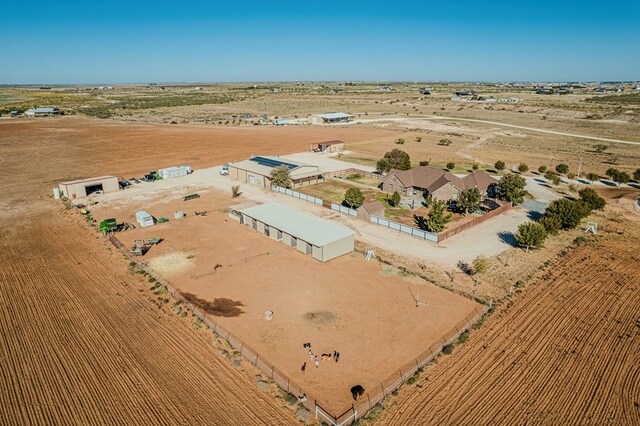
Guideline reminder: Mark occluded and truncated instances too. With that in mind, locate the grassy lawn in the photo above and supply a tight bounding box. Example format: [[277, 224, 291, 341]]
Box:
[[297, 180, 383, 206], [342, 174, 383, 188]]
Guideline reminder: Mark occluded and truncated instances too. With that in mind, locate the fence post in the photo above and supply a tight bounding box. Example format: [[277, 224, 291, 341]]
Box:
[[381, 383, 385, 398], [255, 353, 259, 366]]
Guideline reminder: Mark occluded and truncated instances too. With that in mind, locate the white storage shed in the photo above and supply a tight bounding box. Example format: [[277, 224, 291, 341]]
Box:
[[159, 166, 188, 179], [136, 211, 155, 228]]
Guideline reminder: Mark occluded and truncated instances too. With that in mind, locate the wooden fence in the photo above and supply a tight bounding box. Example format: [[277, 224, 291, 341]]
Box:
[[438, 201, 512, 242]]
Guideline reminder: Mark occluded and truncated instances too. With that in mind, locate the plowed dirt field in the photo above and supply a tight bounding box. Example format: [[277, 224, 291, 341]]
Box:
[[375, 234, 640, 425], [0, 117, 393, 425]]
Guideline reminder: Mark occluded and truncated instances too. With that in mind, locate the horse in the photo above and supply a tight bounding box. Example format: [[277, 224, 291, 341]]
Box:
[[351, 385, 365, 401]]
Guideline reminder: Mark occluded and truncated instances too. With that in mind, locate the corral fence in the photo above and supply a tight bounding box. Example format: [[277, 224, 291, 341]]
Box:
[[331, 203, 358, 217], [324, 168, 384, 182], [271, 185, 323, 206], [108, 234, 489, 425], [437, 201, 512, 242], [370, 216, 439, 243]]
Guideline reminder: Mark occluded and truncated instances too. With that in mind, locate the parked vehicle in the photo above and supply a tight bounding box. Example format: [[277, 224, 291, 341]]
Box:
[[179, 165, 193, 174], [220, 164, 229, 176], [99, 218, 118, 235]]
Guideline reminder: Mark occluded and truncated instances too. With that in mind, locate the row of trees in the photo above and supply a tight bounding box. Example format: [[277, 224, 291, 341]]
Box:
[[515, 188, 606, 251]]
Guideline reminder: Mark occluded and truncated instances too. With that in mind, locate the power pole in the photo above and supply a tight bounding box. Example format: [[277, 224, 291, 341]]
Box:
[[577, 156, 583, 179]]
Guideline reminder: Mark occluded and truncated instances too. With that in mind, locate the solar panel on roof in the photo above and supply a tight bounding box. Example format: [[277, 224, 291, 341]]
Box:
[[250, 156, 298, 169]]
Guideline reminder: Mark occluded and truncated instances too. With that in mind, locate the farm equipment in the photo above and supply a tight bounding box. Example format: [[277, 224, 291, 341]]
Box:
[[195, 211, 207, 216], [130, 240, 150, 256], [147, 237, 163, 245], [118, 222, 135, 231], [157, 217, 169, 223], [99, 218, 118, 235], [183, 193, 200, 201]]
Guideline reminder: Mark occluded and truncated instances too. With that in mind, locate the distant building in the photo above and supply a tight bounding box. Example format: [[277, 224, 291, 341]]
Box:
[[24, 107, 60, 116], [454, 91, 477, 97], [309, 113, 354, 124], [420, 89, 431, 95], [497, 97, 520, 102], [194, 86, 203, 91], [98, 86, 113, 90]]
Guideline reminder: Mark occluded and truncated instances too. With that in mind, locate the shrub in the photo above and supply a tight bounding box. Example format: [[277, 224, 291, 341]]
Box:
[[442, 344, 453, 355], [555, 163, 569, 174], [394, 137, 405, 144], [634, 168, 640, 181], [446, 162, 455, 170], [472, 163, 479, 170], [517, 163, 529, 173], [567, 172, 576, 180], [538, 165, 547, 174], [579, 187, 606, 210], [495, 160, 506, 171], [419, 160, 430, 166], [544, 170, 561, 186], [472, 256, 488, 274], [391, 191, 401, 207], [231, 185, 241, 198], [415, 136, 422, 142], [593, 144, 608, 153], [438, 138, 452, 146], [585, 172, 600, 183]]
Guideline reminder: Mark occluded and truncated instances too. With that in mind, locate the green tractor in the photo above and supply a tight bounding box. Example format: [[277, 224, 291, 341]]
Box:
[[99, 218, 118, 235]]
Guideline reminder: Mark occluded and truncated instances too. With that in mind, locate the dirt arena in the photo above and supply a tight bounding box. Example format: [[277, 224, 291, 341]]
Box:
[[89, 189, 482, 413], [0, 117, 395, 424], [375, 233, 640, 425]]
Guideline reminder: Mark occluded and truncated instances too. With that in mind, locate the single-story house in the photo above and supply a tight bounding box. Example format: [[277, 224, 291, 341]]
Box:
[[228, 202, 354, 262], [309, 113, 354, 124], [381, 166, 498, 202], [24, 107, 60, 116], [228, 155, 323, 188], [357, 201, 385, 221], [311, 140, 345, 154]]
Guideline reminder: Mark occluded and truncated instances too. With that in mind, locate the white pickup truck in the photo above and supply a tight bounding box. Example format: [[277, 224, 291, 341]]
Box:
[[220, 164, 229, 176]]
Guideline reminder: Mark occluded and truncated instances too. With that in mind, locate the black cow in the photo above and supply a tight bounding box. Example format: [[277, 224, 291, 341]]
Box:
[[351, 385, 365, 401]]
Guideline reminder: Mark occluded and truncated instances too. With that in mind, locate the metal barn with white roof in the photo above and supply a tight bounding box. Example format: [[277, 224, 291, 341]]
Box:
[[228, 155, 323, 188], [228, 202, 354, 262]]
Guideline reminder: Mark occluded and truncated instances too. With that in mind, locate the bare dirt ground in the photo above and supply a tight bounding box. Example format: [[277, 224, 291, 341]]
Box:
[[88, 189, 482, 413], [373, 231, 640, 425], [0, 117, 394, 425]]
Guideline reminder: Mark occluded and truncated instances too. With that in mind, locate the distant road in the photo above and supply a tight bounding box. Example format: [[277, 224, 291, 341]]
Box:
[[359, 115, 640, 146]]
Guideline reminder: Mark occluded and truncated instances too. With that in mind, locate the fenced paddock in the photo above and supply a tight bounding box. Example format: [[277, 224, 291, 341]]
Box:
[[370, 216, 439, 243], [323, 168, 383, 181], [438, 201, 512, 242], [107, 209, 485, 425], [271, 185, 323, 206]]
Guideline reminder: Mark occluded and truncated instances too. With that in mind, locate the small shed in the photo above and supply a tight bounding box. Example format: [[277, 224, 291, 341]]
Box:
[[313, 140, 345, 154], [159, 166, 188, 179], [357, 201, 385, 222], [59, 176, 119, 199]]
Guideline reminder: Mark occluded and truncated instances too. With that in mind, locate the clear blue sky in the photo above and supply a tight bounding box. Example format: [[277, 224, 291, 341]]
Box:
[[1, 1, 638, 84]]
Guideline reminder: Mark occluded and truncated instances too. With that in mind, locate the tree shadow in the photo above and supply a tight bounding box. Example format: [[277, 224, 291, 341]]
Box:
[[629, 183, 640, 189], [497, 230, 518, 247], [601, 180, 618, 187], [527, 210, 543, 221]]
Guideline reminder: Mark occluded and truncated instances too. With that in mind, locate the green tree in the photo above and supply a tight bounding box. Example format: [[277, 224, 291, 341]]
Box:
[[394, 137, 405, 144], [495, 160, 506, 172], [578, 188, 606, 210], [515, 221, 547, 252], [472, 163, 479, 170], [446, 162, 455, 170], [415, 199, 452, 232], [377, 149, 411, 173], [593, 144, 608, 153], [344, 187, 365, 208], [543, 199, 591, 230], [634, 168, 640, 181], [419, 160, 430, 166], [472, 256, 488, 274], [544, 170, 561, 186], [555, 163, 569, 174], [538, 165, 547, 174], [585, 172, 600, 183], [540, 214, 562, 235], [270, 165, 292, 188], [517, 163, 529, 173], [496, 173, 527, 204], [391, 191, 401, 207], [457, 188, 481, 216], [612, 171, 630, 186], [567, 172, 576, 180]]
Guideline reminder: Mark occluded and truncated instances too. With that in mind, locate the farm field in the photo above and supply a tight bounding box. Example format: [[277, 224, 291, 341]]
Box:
[[88, 188, 482, 413], [0, 117, 393, 425], [375, 232, 640, 425]]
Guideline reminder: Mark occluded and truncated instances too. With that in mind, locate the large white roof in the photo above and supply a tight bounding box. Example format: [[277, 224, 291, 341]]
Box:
[[236, 202, 354, 246], [318, 112, 353, 119]]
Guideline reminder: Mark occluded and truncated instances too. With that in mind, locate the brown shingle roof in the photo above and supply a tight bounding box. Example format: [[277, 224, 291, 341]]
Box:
[[359, 200, 385, 214], [384, 167, 496, 193]]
